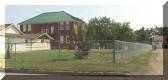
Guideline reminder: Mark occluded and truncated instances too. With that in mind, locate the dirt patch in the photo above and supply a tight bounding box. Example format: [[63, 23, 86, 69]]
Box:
[[145, 49, 163, 75]]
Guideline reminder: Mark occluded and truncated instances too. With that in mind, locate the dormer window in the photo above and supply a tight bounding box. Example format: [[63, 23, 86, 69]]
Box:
[[28, 24, 31, 32], [23, 25, 27, 32]]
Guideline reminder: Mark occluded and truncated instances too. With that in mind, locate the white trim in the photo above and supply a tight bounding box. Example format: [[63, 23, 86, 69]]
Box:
[[5, 24, 25, 35], [60, 35, 64, 43], [33, 33, 54, 40], [51, 26, 54, 33], [28, 24, 31, 32], [23, 24, 27, 32]]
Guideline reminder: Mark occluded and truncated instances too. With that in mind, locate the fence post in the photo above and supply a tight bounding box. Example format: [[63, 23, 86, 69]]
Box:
[[15, 43, 16, 61], [58, 26, 61, 61], [113, 38, 116, 63]]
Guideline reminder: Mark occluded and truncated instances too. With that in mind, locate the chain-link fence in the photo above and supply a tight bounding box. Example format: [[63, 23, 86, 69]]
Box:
[[4, 40, 153, 73], [5, 40, 152, 63], [114, 40, 152, 63]]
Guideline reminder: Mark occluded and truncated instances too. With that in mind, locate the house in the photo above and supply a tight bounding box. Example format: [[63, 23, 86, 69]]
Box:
[[152, 35, 163, 49], [0, 24, 5, 54], [18, 11, 85, 49], [0, 24, 54, 52]]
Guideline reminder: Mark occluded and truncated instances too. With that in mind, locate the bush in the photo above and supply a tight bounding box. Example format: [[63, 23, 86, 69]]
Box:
[[74, 41, 90, 59]]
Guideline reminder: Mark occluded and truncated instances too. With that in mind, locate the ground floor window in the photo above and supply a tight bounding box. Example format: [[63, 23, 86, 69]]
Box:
[[60, 36, 64, 44]]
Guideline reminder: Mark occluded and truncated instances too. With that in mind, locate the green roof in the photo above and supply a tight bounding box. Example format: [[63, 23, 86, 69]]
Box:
[[19, 11, 85, 25]]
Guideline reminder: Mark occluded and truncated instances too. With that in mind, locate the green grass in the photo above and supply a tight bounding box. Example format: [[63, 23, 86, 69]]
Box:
[[0, 54, 5, 69], [6, 50, 153, 74]]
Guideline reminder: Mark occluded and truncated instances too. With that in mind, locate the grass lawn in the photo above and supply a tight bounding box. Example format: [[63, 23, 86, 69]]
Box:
[[0, 54, 5, 69], [6, 50, 153, 74]]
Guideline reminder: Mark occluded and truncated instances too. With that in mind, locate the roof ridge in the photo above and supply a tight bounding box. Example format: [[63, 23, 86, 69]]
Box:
[[44, 11, 65, 13], [19, 11, 85, 24]]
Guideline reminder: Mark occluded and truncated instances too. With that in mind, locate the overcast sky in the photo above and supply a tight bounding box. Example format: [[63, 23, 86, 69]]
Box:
[[2, 0, 168, 30]]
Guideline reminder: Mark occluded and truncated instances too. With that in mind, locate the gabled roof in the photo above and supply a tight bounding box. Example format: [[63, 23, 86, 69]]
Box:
[[19, 11, 85, 25], [5, 24, 24, 35], [5, 33, 54, 40], [0, 24, 13, 31], [0, 25, 5, 31], [2, 24, 54, 40]]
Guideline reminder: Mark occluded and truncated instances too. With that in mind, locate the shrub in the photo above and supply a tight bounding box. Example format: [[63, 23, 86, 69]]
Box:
[[74, 41, 90, 59]]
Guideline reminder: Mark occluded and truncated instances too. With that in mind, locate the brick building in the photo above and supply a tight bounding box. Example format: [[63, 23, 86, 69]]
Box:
[[18, 11, 85, 49]]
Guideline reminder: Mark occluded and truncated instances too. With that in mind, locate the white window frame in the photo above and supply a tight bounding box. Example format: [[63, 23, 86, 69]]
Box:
[[23, 25, 27, 32], [60, 36, 64, 44], [60, 22, 64, 30], [65, 22, 70, 30], [28, 24, 31, 32], [51, 26, 54, 33], [74, 24, 78, 33], [41, 28, 49, 33]]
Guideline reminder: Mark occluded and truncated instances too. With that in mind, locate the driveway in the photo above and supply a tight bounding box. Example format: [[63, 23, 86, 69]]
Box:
[[145, 49, 163, 75]]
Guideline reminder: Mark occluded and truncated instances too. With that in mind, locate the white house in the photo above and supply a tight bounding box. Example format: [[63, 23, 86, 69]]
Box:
[[0, 24, 5, 54], [0, 24, 54, 52], [152, 35, 163, 49]]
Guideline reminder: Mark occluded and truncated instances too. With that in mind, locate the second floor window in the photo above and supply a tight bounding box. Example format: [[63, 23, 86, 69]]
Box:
[[41, 28, 49, 33], [28, 24, 31, 32], [65, 22, 70, 30], [51, 26, 54, 33], [60, 22, 64, 30], [23, 25, 27, 32]]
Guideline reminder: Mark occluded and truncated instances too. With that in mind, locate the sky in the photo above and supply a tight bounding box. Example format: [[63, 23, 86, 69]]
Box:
[[2, 0, 168, 30]]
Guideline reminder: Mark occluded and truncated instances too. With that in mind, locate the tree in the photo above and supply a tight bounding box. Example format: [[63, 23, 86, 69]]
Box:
[[111, 22, 136, 42], [74, 23, 90, 59], [87, 17, 137, 49], [5, 38, 13, 59], [134, 27, 150, 43]]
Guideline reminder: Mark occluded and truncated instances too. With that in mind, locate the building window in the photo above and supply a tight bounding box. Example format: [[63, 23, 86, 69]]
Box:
[[41, 39, 44, 43], [60, 36, 64, 44], [46, 29, 49, 33], [25, 40, 28, 43], [65, 22, 70, 30], [41, 28, 49, 33], [51, 26, 54, 33], [66, 22, 69, 25], [28, 24, 31, 32], [66, 35, 70, 43], [23, 25, 27, 32], [60, 22, 64, 30], [74, 24, 78, 34], [41, 29, 45, 33]]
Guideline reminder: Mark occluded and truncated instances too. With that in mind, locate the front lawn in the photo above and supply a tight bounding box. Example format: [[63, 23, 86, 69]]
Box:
[[6, 50, 153, 74], [0, 54, 5, 70]]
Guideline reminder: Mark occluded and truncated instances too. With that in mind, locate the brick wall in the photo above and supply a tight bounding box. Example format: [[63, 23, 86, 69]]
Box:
[[20, 22, 78, 49]]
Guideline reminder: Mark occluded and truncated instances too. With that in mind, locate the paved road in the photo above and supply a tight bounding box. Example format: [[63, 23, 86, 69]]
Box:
[[145, 49, 163, 75], [2, 74, 163, 80]]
